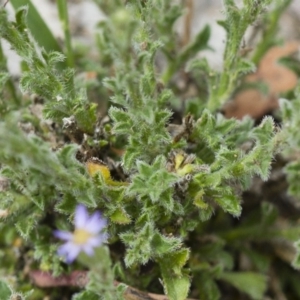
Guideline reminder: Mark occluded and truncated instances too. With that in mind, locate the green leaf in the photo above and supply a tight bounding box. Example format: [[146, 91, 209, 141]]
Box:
[[121, 223, 155, 267], [151, 232, 182, 257], [187, 57, 211, 73], [0, 72, 9, 87], [136, 160, 153, 178], [171, 249, 190, 270], [48, 51, 66, 65], [193, 189, 208, 208], [219, 272, 267, 300], [109, 106, 129, 123], [110, 207, 131, 224], [160, 250, 191, 299], [160, 271, 190, 300], [74, 102, 97, 135], [10, 0, 62, 53], [127, 156, 178, 203], [244, 248, 271, 273], [197, 272, 221, 300], [15, 212, 42, 238], [0, 280, 12, 299], [72, 290, 100, 300], [179, 24, 211, 63], [214, 193, 242, 217], [236, 58, 256, 75], [55, 192, 77, 214]]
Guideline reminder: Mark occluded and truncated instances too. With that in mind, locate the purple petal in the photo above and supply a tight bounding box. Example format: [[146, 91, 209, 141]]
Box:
[[65, 247, 81, 264], [88, 236, 102, 247], [57, 242, 81, 264], [82, 244, 95, 256], [53, 230, 72, 241], [87, 235, 107, 248], [74, 204, 89, 228], [57, 242, 73, 256], [85, 211, 107, 234]]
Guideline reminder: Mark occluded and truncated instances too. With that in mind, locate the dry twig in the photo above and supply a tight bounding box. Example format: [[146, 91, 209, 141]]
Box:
[[29, 270, 197, 300]]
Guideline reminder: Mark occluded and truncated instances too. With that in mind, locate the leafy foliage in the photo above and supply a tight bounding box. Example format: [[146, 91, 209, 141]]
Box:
[[0, 0, 299, 300]]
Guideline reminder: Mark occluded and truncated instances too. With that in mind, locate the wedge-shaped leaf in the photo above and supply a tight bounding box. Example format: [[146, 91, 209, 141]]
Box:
[[136, 160, 153, 178], [214, 193, 242, 217], [172, 249, 190, 270], [160, 249, 190, 276], [236, 58, 256, 75], [110, 207, 131, 224], [252, 117, 275, 145], [159, 190, 175, 212], [55, 192, 77, 214], [113, 121, 133, 135], [151, 232, 182, 257], [109, 106, 129, 123], [15, 212, 41, 239]]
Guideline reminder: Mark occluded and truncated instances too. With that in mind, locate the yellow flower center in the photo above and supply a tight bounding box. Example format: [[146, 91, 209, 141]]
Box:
[[72, 228, 93, 245]]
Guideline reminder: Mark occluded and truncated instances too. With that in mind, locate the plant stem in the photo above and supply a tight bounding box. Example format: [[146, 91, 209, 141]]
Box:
[[57, 0, 74, 69]]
